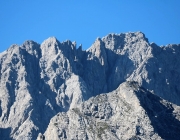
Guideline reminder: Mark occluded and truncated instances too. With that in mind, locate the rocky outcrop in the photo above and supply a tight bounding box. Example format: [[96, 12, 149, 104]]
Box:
[[0, 32, 180, 139], [43, 81, 180, 140]]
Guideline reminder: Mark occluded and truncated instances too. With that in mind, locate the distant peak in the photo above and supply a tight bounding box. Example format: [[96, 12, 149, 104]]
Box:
[[22, 40, 39, 49], [42, 37, 59, 45], [72, 41, 76, 46], [94, 37, 103, 45], [78, 44, 82, 50], [135, 31, 146, 37], [23, 40, 39, 45], [48, 36, 57, 40], [8, 44, 19, 51], [62, 40, 72, 45], [96, 37, 101, 41]]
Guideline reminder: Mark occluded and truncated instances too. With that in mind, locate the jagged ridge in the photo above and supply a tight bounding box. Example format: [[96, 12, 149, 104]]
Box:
[[0, 32, 180, 139], [42, 81, 180, 140]]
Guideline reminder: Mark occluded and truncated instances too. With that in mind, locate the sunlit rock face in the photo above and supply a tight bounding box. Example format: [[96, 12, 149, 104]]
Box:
[[43, 82, 180, 140], [0, 32, 180, 139]]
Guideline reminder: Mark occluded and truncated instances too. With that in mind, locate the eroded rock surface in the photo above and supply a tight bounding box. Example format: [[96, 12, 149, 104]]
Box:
[[0, 32, 180, 139], [43, 82, 180, 140]]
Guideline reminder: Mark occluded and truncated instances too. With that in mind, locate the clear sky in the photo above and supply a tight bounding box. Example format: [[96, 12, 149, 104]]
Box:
[[0, 0, 180, 52]]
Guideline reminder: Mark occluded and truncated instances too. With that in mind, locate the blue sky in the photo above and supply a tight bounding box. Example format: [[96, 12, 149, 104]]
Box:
[[0, 0, 180, 52]]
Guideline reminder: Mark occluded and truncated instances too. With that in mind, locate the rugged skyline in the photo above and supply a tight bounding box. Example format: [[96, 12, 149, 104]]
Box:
[[0, 32, 180, 139], [1, 1, 180, 53]]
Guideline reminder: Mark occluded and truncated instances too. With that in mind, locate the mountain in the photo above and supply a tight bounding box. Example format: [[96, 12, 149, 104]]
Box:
[[0, 32, 180, 139], [42, 81, 180, 140]]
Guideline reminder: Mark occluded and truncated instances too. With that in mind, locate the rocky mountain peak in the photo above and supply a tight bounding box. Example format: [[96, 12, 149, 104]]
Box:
[[42, 36, 58, 44], [0, 32, 180, 139], [42, 81, 180, 140], [40, 37, 60, 56]]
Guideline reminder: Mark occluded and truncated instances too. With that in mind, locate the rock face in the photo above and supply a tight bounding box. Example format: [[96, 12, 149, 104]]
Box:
[[0, 32, 180, 139], [44, 82, 180, 140]]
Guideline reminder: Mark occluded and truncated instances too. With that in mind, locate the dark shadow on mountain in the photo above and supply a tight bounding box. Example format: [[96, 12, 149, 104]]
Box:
[[0, 127, 12, 140], [134, 83, 180, 140], [48, 40, 135, 100], [23, 40, 86, 139], [0, 101, 2, 117], [22, 49, 63, 139], [105, 49, 135, 93], [1, 53, 19, 120], [28, 82, 62, 136], [81, 47, 135, 97]]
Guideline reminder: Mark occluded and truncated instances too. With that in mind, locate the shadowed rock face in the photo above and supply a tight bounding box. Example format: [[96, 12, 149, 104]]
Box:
[[0, 32, 180, 139], [43, 82, 180, 140]]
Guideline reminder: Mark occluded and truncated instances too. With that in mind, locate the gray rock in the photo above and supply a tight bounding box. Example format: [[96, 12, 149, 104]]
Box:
[[0, 32, 180, 139], [43, 81, 180, 140]]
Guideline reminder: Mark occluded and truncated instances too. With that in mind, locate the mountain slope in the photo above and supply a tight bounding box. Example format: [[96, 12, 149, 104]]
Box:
[[0, 32, 180, 139], [42, 81, 180, 140]]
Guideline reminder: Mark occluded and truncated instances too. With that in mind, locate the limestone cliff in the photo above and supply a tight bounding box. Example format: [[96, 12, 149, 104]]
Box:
[[0, 32, 180, 139]]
